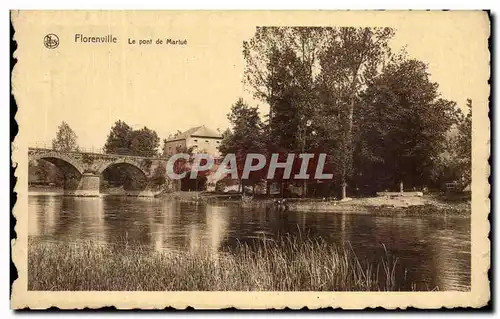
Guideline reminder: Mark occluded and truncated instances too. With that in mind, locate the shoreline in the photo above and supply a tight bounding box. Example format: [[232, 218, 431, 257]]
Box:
[[161, 193, 471, 218], [199, 192, 470, 217], [28, 187, 470, 218]]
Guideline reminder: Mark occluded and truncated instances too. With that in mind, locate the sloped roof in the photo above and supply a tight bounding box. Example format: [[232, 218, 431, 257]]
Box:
[[166, 125, 221, 142]]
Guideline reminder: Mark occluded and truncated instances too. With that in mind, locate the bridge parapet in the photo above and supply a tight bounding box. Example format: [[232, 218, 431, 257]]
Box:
[[28, 147, 166, 175], [28, 147, 170, 197], [28, 147, 164, 161]]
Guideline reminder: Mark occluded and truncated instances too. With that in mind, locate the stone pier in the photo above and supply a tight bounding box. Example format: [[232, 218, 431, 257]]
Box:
[[64, 173, 101, 197]]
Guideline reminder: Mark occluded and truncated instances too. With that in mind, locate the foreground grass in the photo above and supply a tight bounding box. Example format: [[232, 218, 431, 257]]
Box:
[[29, 237, 410, 291]]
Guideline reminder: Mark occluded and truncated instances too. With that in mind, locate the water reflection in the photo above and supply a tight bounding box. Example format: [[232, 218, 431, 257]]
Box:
[[28, 195, 470, 291], [30, 196, 106, 243]]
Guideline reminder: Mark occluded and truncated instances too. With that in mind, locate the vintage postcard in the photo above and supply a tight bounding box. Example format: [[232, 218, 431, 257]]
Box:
[[11, 10, 490, 309]]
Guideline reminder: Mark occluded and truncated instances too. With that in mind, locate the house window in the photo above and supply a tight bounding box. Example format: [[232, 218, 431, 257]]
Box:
[[205, 140, 209, 143], [194, 139, 198, 142], [216, 141, 220, 144]]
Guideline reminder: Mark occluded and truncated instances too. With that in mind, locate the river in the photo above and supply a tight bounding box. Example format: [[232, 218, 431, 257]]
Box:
[[28, 195, 471, 291]]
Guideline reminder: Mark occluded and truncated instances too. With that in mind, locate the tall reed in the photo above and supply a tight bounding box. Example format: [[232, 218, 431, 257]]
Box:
[[28, 237, 415, 291]]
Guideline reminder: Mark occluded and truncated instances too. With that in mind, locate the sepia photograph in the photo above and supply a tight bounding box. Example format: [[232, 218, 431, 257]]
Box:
[[11, 10, 490, 309]]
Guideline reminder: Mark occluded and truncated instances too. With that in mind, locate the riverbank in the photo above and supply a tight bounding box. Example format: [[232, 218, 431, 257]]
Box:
[[285, 195, 471, 217], [28, 186, 159, 197], [28, 187, 470, 218], [168, 192, 471, 218], [27, 186, 64, 196], [28, 238, 416, 291]]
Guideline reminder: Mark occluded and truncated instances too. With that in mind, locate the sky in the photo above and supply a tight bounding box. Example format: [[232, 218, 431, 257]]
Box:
[[13, 11, 489, 150]]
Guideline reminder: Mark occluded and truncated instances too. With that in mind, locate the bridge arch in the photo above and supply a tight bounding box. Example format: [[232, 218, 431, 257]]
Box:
[[30, 151, 85, 176], [98, 158, 150, 191], [97, 158, 149, 176]]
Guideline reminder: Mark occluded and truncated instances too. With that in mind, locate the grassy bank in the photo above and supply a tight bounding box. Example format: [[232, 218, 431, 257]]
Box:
[[28, 238, 413, 291], [365, 203, 470, 217]]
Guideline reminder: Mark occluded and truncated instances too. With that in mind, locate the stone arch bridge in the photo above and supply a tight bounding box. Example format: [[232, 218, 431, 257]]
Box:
[[28, 148, 170, 197]]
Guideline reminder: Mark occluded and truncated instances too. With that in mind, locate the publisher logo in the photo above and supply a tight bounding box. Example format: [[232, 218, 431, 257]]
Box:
[[44, 34, 59, 49]]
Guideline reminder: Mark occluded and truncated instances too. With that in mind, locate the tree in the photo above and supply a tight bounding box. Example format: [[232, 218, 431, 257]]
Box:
[[104, 121, 160, 157], [456, 99, 472, 187], [151, 163, 167, 188], [244, 28, 318, 150], [426, 100, 472, 191], [34, 160, 50, 182], [129, 126, 160, 157], [241, 27, 463, 198], [317, 27, 395, 199], [104, 120, 134, 154], [355, 58, 458, 191], [243, 27, 328, 196], [243, 27, 395, 198], [28, 159, 64, 186], [218, 98, 266, 194], [52, 121, 79, 152]]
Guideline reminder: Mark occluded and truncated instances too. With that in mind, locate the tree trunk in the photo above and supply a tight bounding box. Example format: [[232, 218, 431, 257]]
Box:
[[302, 179, 307, 198], [340, 68, 360, 202], [399, 180, 404, 193]]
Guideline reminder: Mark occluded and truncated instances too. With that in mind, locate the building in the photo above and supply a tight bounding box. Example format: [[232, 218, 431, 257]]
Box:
[[163, 125, 223, 158], [162, 126, 223, 192]]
